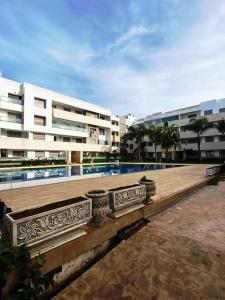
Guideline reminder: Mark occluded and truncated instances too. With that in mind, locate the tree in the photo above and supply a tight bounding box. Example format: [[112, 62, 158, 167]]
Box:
[[161, 121, 178, 160], [216, 118, 225, 136], [185, 117, 212, 160], [147, 125, 162, 162], [171, 128, 181, 161], [123, 124, 146, 160]]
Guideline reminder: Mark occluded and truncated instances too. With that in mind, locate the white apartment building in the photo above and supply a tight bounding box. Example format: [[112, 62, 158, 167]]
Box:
[[119, 114, 136, 154], [135, 99, 225, 160], [0, 77, 120, 163]]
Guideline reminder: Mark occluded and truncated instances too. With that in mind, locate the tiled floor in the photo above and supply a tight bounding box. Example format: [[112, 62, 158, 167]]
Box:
[[0, 164, 210, 212], [53, 179, 225, 300]]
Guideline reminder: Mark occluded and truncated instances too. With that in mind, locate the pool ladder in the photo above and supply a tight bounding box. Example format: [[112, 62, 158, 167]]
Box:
[[143, 163, 152, 170]]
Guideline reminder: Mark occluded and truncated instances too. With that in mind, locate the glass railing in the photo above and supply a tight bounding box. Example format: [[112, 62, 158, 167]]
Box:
[[52, 118, 87, 132], [0, 116, 23, 124], [0, 95, 23, 105]]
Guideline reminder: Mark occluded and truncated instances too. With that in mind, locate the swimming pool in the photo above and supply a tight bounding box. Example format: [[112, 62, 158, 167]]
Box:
[[0, 163, 182, 184]]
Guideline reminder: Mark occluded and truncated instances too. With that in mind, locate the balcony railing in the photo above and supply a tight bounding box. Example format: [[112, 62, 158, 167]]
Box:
[[0, 116, 23, 124], [0, 95, 23, 105], [52, 118, 87, 132]]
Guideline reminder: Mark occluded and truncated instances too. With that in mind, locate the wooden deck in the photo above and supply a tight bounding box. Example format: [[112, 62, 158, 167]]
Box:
[[0, 164, 211, 212]]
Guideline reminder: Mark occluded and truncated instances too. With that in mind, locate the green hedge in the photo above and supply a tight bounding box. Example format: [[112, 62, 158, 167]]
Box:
[[0, 158, 67, 168]]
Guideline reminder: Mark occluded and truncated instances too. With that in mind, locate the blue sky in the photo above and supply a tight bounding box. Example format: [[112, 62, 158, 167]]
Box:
[[1, 0, 225, 116]]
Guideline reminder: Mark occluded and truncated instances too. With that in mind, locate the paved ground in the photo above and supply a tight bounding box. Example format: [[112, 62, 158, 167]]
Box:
[[54, 177, 225, 300], [0, 164, 211, 212]]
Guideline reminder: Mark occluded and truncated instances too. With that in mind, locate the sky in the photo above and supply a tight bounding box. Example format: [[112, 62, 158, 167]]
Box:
[[1, 0, 225, 117]]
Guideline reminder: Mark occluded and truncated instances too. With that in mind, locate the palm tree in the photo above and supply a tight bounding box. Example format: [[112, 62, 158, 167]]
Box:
[[171, 128, 181, 161], [161, 121, 178, 160], [123, 124, 146, 160], [185, 117, 212, 160], [147, 125, 162, 162], [216, 118, 225, 136]]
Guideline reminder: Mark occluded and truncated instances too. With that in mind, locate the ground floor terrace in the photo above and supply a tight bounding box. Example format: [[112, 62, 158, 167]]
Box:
[[54, 175, 225, 300]]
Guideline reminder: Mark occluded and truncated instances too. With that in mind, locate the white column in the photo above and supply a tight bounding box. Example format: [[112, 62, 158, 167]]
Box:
[[27, 151, 35, 159]]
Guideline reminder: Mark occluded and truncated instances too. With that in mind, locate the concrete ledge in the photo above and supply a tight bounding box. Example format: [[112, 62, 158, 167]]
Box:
[[41, 176, 209, 274]]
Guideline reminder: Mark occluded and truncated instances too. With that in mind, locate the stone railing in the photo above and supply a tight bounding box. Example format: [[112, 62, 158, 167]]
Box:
[[3, 179, 156, 255], [4, 196, 92, 255], [204, 165, 221, 176]]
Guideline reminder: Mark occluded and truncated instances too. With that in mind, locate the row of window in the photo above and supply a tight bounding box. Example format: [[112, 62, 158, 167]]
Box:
[[145, 108, 225, 126], [5, 131, 114, 145], [124, 136, 225, 148], [204, 108, 225, 115]]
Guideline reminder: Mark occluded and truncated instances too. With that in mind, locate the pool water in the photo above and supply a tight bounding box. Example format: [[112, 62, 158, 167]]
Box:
[[0, 163, 182, 184]]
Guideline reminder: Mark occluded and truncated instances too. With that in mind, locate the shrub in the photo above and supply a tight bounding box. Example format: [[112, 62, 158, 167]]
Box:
[[0, 239, 56, 299]]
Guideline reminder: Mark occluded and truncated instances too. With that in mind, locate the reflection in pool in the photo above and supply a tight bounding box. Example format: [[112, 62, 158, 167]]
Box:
[[0, 163, 182, 183]]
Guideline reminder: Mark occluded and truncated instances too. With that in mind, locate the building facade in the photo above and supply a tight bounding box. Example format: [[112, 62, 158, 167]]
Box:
[[135, 99, 225, 160], [0, 77, 120, 163], [119, 114, 136, 154]]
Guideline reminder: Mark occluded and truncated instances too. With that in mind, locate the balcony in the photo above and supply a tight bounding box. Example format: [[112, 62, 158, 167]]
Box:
[[53, 108, 111, 128], [112, 135, 120, 143], [0, 95, 23, 105], [0, 116, 23, 130], [0, 96, 23, 112], [52, 118, 87, 132], [0, 137, 112, 153], [0, 116, 22, 124]]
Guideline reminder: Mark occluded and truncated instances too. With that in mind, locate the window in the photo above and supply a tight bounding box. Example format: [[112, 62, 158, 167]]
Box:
[[6, 112, 22, 123], [35, 151, 45, 158], [63, 136, 70, 142], [204, 109, 213, 116], [154, 119, 162, 125], [181, 139, 187, 144], [13, 151, 24, 157], [219, 108, 225, 113], [100, 128, 105, 135], [130, 144, 133, 150], [75, 110, 84, 115], [188, 114, 197, 118], [7, 131, 22, 138], [180, 126, 187, 132], [34, 97, 46, 109], [49, 151, 60, 158], [34, 115, 46, 126], [219, 150, 225, 157], [220, 135, 225, 141], [187, 138, 198, 144], [33, 133, 45, 140], [112, 121, 119, 126], [8, 93, 22, 100], [63, 107, 71, 112], [76, 138, 83, 143], [8, 93, 23, 104], [206, 151, 215, 157], [162, 115, 179, 122], [205, 136, 214, 142]]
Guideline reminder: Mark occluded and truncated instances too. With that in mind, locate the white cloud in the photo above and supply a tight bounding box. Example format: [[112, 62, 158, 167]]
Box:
[[85, 0, 225, 116], [106, 25, 157, 52]]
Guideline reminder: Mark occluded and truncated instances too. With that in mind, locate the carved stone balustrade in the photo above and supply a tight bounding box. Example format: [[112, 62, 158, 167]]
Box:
[[4, 196, 92, 255], [109, 184, 146, 218]]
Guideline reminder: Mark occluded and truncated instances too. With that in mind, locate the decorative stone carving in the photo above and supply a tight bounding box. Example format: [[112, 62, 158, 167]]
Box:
[[86, 190, 110, 227], [205, 166, 220, 176], [138, 178, 156, 204], [4, 196, 92, 255], [109, 184, 146, 218]]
